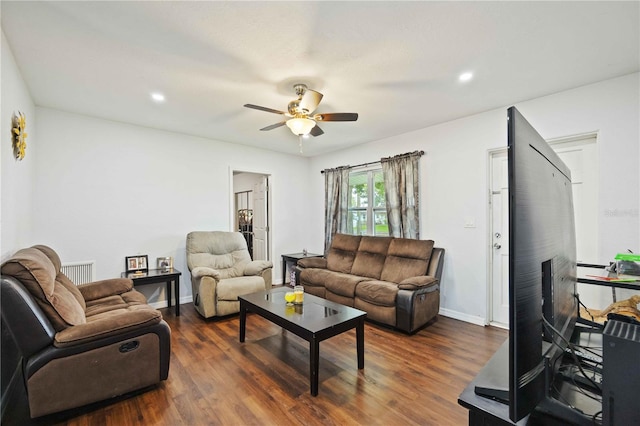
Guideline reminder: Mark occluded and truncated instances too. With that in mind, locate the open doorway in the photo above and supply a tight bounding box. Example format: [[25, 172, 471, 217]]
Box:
[[232, 171, 271, 261]]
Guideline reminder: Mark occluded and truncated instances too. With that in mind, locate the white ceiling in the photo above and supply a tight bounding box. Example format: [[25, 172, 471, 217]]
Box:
[[2, 1, 638, 157]]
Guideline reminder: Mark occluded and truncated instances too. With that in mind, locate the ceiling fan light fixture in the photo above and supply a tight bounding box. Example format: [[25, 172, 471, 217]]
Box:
[[286, 117, 315, 135]]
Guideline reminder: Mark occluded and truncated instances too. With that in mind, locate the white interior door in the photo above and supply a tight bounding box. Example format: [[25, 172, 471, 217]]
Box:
[[490, 151, 509, 327], [489, 134, 598, 326], [252, 177, 269, 261]]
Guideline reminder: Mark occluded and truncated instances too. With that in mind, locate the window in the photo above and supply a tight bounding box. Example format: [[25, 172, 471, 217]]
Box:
[[347, 169, 388, 236]]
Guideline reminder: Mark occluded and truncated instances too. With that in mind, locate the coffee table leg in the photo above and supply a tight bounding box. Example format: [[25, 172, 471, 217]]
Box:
[[239, 302, 247, 343], [310, 338, 319, 396], [357, 319, 364, 369]]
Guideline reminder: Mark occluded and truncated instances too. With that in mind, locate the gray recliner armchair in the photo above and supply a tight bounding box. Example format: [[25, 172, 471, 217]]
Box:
[[186, 231, 273, 318]]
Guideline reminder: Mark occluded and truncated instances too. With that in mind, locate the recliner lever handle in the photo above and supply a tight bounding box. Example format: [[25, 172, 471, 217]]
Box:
[[119, 340, 140, 353]]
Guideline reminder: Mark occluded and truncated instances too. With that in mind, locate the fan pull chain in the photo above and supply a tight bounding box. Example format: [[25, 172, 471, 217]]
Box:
[[298, 135, 303, 154]]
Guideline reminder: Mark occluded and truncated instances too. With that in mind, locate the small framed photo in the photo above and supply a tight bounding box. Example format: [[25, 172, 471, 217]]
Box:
[[157, 256, 173, 271], [125, 255, 149, 273]]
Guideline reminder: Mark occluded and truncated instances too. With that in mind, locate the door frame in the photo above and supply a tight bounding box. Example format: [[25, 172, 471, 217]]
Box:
[[229, 167, 272, 262], [486, 132, 599, 327], [486, 148, 507, 328]]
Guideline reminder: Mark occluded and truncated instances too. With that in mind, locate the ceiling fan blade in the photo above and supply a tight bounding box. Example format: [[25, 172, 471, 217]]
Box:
[[314, 112, 359, 122], [260, 121, 286, 131], [244, 104, 286, 115], [310, 125, 324, 137], [299, 89, 323, 114]]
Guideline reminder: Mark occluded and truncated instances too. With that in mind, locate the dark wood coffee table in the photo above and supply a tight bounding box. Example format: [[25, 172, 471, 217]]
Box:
[[239, 287, 366, 396]]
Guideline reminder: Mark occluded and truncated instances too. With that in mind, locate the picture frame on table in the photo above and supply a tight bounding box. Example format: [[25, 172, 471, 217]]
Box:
[[157, 256, 173, 271], [125, 255, 149, 273]]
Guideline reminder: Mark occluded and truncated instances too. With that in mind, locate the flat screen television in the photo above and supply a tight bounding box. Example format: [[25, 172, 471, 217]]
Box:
[[507, 106, 578, 422]]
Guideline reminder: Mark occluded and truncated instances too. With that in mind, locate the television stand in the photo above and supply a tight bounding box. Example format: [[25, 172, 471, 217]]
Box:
[[458, 337, 602, 425]]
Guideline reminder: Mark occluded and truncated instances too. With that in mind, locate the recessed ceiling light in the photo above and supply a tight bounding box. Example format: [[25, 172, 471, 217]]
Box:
[[151, 92, 165, 102], [459, 72, 473, 82]]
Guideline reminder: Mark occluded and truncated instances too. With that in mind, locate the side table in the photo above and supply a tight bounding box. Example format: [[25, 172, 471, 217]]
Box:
[[121, 268, 182, 316], [281, 252, 322, 286]]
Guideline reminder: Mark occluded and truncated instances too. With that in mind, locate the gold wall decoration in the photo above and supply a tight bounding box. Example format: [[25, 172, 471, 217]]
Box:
[[12, 111, 27, 160]]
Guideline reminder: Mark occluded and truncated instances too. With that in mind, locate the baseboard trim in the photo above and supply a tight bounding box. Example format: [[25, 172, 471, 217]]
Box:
[[148, 295, 193, 310], [147, 298, 487, 326], [438, 308, 486, 326]]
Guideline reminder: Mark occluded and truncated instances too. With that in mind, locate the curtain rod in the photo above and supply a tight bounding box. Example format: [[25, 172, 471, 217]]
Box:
[[320, 150, 424, 174]]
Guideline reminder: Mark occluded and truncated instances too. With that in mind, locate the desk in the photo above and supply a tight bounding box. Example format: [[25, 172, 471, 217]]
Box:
[[577, 265, 640, 292], [122, 268, 182, 316], [281, 252, 322, 286]]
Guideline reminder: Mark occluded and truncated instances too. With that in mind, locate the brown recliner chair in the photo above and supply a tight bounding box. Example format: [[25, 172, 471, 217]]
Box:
[[0, 245, 171, 418]]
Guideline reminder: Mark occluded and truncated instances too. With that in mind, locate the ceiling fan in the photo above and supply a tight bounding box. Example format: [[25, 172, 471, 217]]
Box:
[[244, 84, 358, 138]]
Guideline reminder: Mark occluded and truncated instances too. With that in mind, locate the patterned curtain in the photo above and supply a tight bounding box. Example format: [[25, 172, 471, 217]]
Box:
[[323, 166, 351, 253], [381, 151, 423, 239]]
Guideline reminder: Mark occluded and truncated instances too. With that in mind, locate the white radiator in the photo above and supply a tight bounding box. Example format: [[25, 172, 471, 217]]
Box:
[[61, 261, 96, 285]]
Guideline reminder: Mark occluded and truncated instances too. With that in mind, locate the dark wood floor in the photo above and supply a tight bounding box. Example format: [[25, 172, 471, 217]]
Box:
[[10, 304, 507, 426]]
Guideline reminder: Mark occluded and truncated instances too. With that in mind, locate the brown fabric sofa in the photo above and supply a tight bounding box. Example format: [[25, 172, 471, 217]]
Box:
[[0, 245, 171, 418], [296, 234, 444, 333]]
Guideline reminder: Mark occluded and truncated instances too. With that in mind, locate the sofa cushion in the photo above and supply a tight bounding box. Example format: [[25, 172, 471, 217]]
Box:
[[380, 239, 434, 283], [351, 236, 392, 279], [54, 305, 162, 347], [326, 234, 361, 274], [300, 267, 335, 288], [398, 275, 438, 290], [297, 257, 327, 269], [32, 245, 87, 311], [78, 278, 133, 302], [186, 231, 252, 278], [84, 289, 148, 317], [1, 248, 86, 331], [355, 280, 398, 307], [354, 298, 396, 326], [217, 276, 265, 301], [324, 272, 369, 298]]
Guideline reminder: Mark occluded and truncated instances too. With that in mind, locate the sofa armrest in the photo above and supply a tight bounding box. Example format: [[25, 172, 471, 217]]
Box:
[[53, 308, 162, 347], [297, 257, 327, 269], [244, 260, 273, 276], [78, 278, 133, 301], [397, 276, 438, 290], [191, 266, 221, 280]]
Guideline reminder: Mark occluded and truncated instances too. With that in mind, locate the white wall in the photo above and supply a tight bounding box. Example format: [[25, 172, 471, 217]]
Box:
[[3, 31, 637, 322], [308, 73, 640, 324], [1, 31, 37, 260], [29, 108, 313, 305], [233, 172, 262, 195]]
